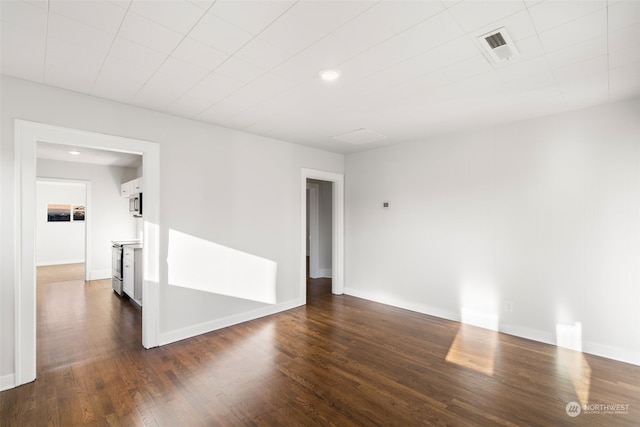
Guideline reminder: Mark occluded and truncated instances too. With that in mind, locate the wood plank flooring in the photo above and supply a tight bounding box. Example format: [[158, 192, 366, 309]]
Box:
[[2, 264, 639, 426]]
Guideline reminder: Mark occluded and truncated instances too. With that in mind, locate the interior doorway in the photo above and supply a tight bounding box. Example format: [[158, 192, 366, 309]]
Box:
[[306, 179, 333, 300], [36, 178, 89, 279], [300, 168, 344, 303], [14, 120, 160, 387], [306, 179, 333, 279]]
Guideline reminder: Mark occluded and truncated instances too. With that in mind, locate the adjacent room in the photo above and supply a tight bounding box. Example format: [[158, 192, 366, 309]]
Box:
[[1, 0, 639, 425]]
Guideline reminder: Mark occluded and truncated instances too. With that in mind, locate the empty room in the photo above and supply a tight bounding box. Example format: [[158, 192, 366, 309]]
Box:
[[1, 0, 639, 425]]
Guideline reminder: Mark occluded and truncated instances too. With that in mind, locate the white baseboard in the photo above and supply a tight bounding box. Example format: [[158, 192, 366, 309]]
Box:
[[88, 269, 111, 280], [582, 340, 640, 366], [1, 374, 16, 392], [498, 323, 555, 347], [158, 298, 304, 346], [36, 259, 84, 266], [344, 287, 460, 323], [344, 287, 640, 367], [309, 268, 332, 279]]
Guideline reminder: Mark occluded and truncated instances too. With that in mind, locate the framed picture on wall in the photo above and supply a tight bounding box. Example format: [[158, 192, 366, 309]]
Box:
[[47, 204, 71, 222], [73, 205, 85, 221]]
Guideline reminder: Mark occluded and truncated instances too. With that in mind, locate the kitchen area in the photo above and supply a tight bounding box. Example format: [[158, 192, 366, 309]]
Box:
[[112, 176, 144, 307]]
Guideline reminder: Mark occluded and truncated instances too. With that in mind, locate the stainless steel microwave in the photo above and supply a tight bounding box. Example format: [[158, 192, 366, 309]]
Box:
[[129, 193, 142, 217]]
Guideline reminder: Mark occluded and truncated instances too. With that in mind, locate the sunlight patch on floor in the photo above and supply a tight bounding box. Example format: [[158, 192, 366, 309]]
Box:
[[556, 322, 591, 406], [446, 324, 498, 376]]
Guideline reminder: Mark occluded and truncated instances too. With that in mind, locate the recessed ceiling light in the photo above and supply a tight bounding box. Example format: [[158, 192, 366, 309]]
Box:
[[69, 150, 81, 155], [319, 68, 342, 82]]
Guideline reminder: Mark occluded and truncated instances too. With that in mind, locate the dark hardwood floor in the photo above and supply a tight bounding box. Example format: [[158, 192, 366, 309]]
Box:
[[1, 264, 639, 426]]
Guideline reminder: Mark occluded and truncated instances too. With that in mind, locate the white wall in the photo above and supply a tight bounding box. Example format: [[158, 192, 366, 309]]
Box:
[[36, 180, 86, 266], [37, 160, 138, 277], [345, 97, 640, 365], [0, 76, 344, 381]]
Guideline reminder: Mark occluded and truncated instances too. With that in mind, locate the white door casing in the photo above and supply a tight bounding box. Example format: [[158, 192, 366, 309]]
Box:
[[300, 169, 344, 300], [13, 120, 160, 387]]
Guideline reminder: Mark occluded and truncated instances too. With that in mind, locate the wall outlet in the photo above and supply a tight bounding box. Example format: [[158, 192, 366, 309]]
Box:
[[504, 300, 514, 312]]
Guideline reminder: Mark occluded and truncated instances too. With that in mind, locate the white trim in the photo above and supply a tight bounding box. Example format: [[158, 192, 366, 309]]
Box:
[[346, 287, 640, 367], [319, 268, 332, 278], [140, 147, 160, 349], [1, 374, 16, 392], [14, 120, 35, 386], [498, 323, 555, 347], [36, 260, 85, 267], [301, 169, 344, 299], [13, 120, 161, 389], [159, 299, 304, 346], [581, 341, 640, 366], [344, 287, 460, 324], [85, 181, 92, 281], [87, 269, 111, 281]]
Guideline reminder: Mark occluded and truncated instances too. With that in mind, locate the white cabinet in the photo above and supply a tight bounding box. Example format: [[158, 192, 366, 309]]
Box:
[[122, 245, 142, 306], [120, 177, 143, 198]]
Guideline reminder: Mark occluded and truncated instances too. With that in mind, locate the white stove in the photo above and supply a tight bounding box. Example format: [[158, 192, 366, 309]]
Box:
[[112, 240, 141, 295]]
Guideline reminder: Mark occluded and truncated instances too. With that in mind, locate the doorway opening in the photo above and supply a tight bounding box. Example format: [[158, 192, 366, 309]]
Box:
[[14, 120, 160, 387], [306, 179, 333, 301], [300, 169, 344, 304], [34, 156, 144, 373], [36, 179, 88, 277]]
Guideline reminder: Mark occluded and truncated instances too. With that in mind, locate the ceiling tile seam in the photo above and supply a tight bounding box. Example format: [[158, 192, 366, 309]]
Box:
[[333, 35, 475, 105], [203, 0, 283, 37], [335, 33, 477, 99], [444, 8, 507, 91], [606, 0, 611, 103], [334, 6, 460, 77], [203, 1, 399, 129], [327, 52, 494, 124], [195, 2, 465, 130], [419, 7, 516, 107], [448, 2, 533, 67], [190, 0, 388, 121], [42, 0, 50, 83], [526, 0, 609, 35], [523, 3, 569, 111], [171, 0, 306, 120], [88, 0, 134, 95], [449, 0, 528, 34], [529, 6, 609, 57], [188, 0, 389, 127], [332, 1, 536, 105], [123, 5, 214, 105]]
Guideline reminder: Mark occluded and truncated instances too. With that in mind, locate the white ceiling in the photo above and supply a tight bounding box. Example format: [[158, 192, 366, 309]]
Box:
[[37, 141, 143, 167], [2, 0, 639, 154]]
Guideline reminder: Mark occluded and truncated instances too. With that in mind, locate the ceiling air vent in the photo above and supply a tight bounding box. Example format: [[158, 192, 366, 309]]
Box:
[[332, 128, 387, 145], [478, 27, 519, 63]]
